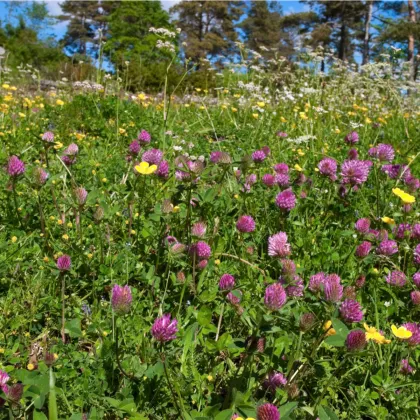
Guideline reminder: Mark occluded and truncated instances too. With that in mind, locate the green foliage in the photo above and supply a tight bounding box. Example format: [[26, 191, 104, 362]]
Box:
[[0, 20, 420, 420]]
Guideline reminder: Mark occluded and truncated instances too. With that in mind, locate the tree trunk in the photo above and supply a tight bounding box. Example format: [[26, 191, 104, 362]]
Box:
[[408, 0, 416, 81], [362, 0, 373, 65]]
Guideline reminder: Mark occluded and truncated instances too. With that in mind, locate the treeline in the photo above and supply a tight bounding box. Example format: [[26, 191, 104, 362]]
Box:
[[1, 0, 419, 91]]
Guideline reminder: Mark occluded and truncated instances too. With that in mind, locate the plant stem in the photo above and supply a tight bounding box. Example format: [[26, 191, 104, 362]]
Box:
[[162, 355, 184, 419], [61, 273, 66, 344], [215, 302, 225, 341], [48, 367, 58, 420], [115, 324, 135, 380]]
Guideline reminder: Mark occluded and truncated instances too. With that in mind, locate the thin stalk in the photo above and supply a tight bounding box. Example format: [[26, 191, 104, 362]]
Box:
[[215, 302, 225, 341], [115, 324, 135, 380], [162, 355, 183, 419], [48, 368, 58, 420], [61, 273, 66, 344]]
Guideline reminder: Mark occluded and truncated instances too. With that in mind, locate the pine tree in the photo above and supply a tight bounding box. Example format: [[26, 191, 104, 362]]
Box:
[[240, 1, 292, 58], [305, 1, 366, 62], [59, 1, 117, 57], [104, 0, 174, 90], [170, 0, 245, 65]]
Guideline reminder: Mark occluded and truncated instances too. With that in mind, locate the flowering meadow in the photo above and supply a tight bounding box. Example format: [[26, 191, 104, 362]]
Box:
[[1, 59, 420, 420]]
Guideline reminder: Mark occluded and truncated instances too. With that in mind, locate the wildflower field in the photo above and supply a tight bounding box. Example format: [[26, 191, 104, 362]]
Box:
[[1, 59, 420, 420]]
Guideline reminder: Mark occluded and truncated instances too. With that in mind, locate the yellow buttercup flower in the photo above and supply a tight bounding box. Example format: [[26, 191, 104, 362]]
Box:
[[135, 161, 157, 175], [364, 323, 391, 344], [257, 101, 265, 108], [381, 216, 395, 225], [392, 188, 415, 205], [56, 99, 64, 106], [391, 325, 412, 339], [27, 363, 35, 371], [294, 164, 303, 172], [11, 236, 17, 243], [323, 320, 336, 336]]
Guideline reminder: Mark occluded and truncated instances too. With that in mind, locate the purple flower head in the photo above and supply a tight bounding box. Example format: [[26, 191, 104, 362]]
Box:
[[344, 131, 359, 144], [348, 148, 358, 160], [340, 299, 363, 323], [376, 240, 398, 256], [405, 176, 420, 192], [381, 164, 402, 179], [74, 187, 88, 205], [264, 372, 287, 391], [42, 131, 55, 143], [309, 272, 326, 293], [138, 129, 151, 144], [268, 232, 291, 258], [275, 189, 296, 211], [197, 259, 208, 270], [111, 284, 132, 315], [323, 274, 343, 302], [191, 222, 206, 238], [210, 151, 222, 163], [7, 383, 23, 402], [262, 174, 276, 187], [155, 160, 169, 178], [273, 163, 289, 174], [403, 323, 420, 346], [400, 359, 414, 375], [169, 243, 186, 255], [277, 131, 288, 138], [151, 314, 178, 342], [413, 272, 420, 287], [283, 275, 304, 298], [189, 241, 211, 260], [394, 223, 411, 239], [355, 241, 372, 258], [0, 370, 10, 393], [368, 147, 377, 158], [355, 218, 370, 234], [275, 173, 290, 188], [142, 148, 163, 165], [61, 155, 76, 166], [129, 140, 141, 155], [414, 244, 420, 265], [262, 146, 271, 156], [257, 403, 280, 420], [33, 167, 49, 186], [345, 330, 367, 351], [64, 143, 79, 156], [355, 275, 366, 288], [246, 173, 257, 185], [341, 160, 370, 185], [227, 290, 242, 305], [264, 283, 287, 311], [412, 224, 420, 239], [318, 158, 337, 181], [175, 169, 190, 182], [219, 274, 235, 290], [7, 155, 25, 177], [236, 215, 255, 233], [252, 150, 266, 163], [411, 291, 420, 305], [56, 255, 71, 271], [376, 144, 395, 162]]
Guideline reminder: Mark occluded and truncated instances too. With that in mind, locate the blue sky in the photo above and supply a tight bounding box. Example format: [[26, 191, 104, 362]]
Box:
[[0, 0, 309, 41]]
